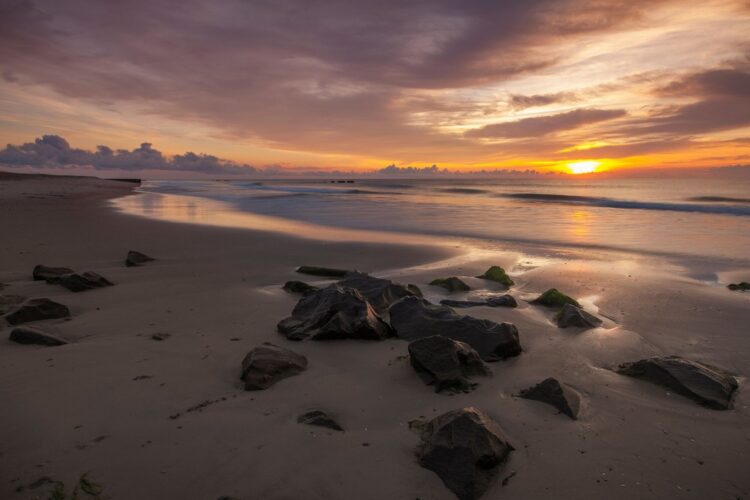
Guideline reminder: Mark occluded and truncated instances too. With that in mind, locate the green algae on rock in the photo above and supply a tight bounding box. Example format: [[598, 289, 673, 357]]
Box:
[[429, 277, 471, 292], [532, 288, 580, 308], [476, 266, 514, 287]]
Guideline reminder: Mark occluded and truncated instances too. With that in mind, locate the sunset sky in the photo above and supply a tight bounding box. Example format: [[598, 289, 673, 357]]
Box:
[[1, 0, 749, 175]]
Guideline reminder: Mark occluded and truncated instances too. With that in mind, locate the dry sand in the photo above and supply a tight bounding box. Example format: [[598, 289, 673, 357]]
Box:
[[1, 172, 749, 499]]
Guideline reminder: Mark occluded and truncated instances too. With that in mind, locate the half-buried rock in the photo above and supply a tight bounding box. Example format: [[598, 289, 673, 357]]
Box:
[[440, 295, 517, 309], [241, 343, 308, 390], [278, 285, 392, 341], [555, 303, 602, 329], [5, 298, 70, 325], [297, 410, 343, 431], [617, 356, 739, 410], [32, 265, 74, 283], [58, 271, 114, 292], [429, 277, 470, 292], [532, 288, 580, 308], [389, 297, 521, 361], [476, 266, 514, 287], [727, 282, 750, 291], [408, 336, 491, 393], [296, 266, 351, 278], [337, 272, 420, 311], [282, 280, 318, 295], [416, 407, 513, 500], [519, 377, 582, 419], [126, 250, 156, 267], [9, 326, 68, 346]]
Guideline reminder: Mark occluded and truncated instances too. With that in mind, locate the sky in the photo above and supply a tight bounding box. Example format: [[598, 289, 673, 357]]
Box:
[[0, 0, 749, 176]]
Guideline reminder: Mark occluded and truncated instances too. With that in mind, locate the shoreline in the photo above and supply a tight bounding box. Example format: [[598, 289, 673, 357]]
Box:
[[1, 173, 749, 500]]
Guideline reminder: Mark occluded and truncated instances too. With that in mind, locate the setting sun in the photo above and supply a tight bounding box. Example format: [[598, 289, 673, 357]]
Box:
[[567, 161, 600, 175]]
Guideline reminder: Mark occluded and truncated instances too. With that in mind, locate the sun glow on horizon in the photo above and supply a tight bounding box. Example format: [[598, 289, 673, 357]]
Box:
[[567, 160, 600, 175]]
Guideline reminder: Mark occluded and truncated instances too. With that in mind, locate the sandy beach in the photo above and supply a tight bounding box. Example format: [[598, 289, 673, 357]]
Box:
[[1, 173, 749, 500]]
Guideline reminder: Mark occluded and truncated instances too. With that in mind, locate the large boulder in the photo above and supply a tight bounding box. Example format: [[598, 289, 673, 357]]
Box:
[[9, 326, 68, 346], [240, 343, 308, 390], [32, 265, 74, 283], [531, 288, 580, 308], [278, 285, 392, 341], [296, 266, 351, 278], [0, 294, 26, 315], [337, 272, 420, 311], [617, 356, 739, 410], [416, 407, 513, 500], [429, 277, 471, 292], [297, 410, 343, 431], [5, 298, 70, 325], [519, 378, 582, 419], [126, 250, 156, 267], [475, 266, 514, 287], [282, 280, 318, 294], [58, 272, 114, 292], [440, 295, 517, 309], [408, 336, 491, 393], [389, 297, 521, 361], [555, 303, 602, 329]]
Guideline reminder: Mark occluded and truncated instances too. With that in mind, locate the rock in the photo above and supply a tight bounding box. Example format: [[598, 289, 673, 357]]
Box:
[[408, 336, 491, 393], [440, 295, 517, 309], [416, 407, 513, 500], [240, 343, 308, 390], [9, 326, 68, 346], [389, 297, 521, 361], [0, 294, 26, 315], [519, 378, 582, 419], [429, 277, 471, 292], [32, 265, 74, 283], [337, 272, 420, 311], [617, 356, 739, 410], [297, 410, 344, 431], [277, 285, 392, 341], [58, 272, 114, 292], [151, 333, 171, 341], [5, 298, 70, 325], [555, 303, 602, 329], [296, 266, 351, 277], [476, 266, 514, 287], [532, 288, 580, 308], [126, 250, 155, 267], [283, 280, 318, 294], [728, 282, 750, 291]]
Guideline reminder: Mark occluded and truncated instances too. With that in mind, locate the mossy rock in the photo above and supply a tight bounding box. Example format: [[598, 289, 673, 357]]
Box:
[[476, 266, 514, 287], [296, 266, 351, 277], [532, 288, 580, 308], [727, 282, 750, 291], [429, 277, 471, 292]]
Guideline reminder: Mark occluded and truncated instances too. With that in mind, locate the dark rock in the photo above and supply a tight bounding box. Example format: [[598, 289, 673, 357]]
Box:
[[0, 294, 26, 315], [389, 297, 521, 361], [617, 356, 739, 410], [519, 378, 582, 419], [727, 282, 750, 291], [408, 336, 491, 393], [58, 271, 114, 292], [278, 285, 392, 341], [32, 265, 74, 283], [296, 266, 351, 277], [555, 303, 602, 329], [337, 272, 420, 311], [441, 295, 517, 309], [429, 277, 471, 292], [297, 410, 344, 431], [241, 343, 308, 390], [126, 250, 155, 267], [283, 280, 318, 294], [476, 266, 514, 287], [406, 284, 423, 297], [531, 288, 580, 308], [9, 326, 68, 346], [417, 407, 513, 500], [5, 298, 70, 325], [151, 333, 171, 341]]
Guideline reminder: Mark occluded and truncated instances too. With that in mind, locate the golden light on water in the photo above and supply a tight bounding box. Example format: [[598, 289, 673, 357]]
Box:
[[567, 161, 600, 175]]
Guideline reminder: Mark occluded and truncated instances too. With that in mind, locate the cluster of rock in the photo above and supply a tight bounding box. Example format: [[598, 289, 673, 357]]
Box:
[[727, 281, 750, 291], [531, 288, 603, 330]]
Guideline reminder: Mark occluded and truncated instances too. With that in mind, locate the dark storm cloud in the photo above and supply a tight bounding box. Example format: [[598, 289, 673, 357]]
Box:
[[0, 135, 257, 173], [466, 108, 627, 139]]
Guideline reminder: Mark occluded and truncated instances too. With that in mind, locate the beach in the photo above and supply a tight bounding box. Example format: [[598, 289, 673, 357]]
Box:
[[1, 172, 749, 500]]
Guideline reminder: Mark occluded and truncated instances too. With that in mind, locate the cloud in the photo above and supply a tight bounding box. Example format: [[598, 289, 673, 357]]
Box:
[[508, 92, 578, 109], [0, 135, 257, 174], [466, 108, 627, 139], [656, 68, 750, 99]]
